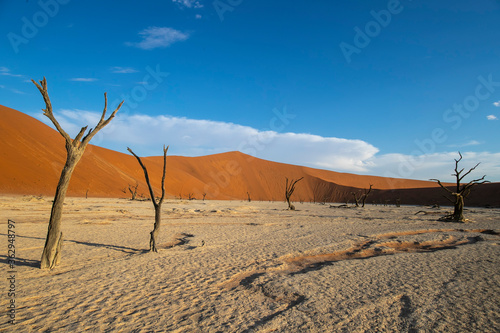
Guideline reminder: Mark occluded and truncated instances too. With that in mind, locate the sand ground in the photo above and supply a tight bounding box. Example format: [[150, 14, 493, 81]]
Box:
[[1, 195, 499, 332]]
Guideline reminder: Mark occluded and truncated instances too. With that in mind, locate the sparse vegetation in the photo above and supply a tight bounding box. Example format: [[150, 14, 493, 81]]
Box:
[[32, 77, 123, 269]]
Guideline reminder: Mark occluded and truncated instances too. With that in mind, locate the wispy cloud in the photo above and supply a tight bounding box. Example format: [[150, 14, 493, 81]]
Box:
[[448, 140, 481, 147], [172, 0, 203, 8], [196, 14, 202, 19], [493, 101, 500, 107], [70, 78, 98, 82], [110, 67, 139, 74], [0, 67, 23, 77], [0, 84, 26, 94], [487, 115, 498, 120], [125, 27, 189, 50]]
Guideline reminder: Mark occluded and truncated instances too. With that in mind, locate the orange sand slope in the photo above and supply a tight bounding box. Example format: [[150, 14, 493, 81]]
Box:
[[1, 105, 498, 206]]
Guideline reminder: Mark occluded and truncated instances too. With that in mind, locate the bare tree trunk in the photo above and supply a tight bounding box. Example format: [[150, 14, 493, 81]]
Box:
[[128, 146, 168, 252], [40, 151, 82, 268], [150, 204, 162, 252], [452, 194, 465, 221], [33, 77, 123, 269]]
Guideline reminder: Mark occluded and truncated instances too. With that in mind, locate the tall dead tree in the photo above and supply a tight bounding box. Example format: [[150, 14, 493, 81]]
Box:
[[32, 77, 123, 269], [431, 152, 489, 222], [128, 146, 168, 252], [285, 177, 303, 210]]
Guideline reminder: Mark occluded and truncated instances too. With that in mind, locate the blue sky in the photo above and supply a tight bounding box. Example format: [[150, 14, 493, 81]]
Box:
[[1, 0, 500, 182]]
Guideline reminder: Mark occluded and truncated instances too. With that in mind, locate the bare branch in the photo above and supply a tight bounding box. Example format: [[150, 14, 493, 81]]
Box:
[[458, 162, 480, 182], [430, 179, 453, 194], [159, 145, 169, 204], [32, 77, 72, 142], [128, 147, 158, 208], [81, 94, 123, 145]]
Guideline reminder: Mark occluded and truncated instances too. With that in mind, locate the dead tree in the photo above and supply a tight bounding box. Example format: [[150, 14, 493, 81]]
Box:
[[32, 77, 122, 269], [351, 185, 373, 207], [285, 177, 303, 210], [128, 146, 168, 252], [247, 191, 251, 202], [431, 152, 489, 222], [351, 192, 361, 207], [128, 183, 139, 200], [361, 185, 373, 207]]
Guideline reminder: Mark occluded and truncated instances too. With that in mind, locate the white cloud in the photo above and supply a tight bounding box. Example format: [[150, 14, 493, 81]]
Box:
[[487, 115, 498, 120], [493, 101, 500, 107], [125, 27, 189, 50], [196, 14, 202, 19], [110, 67, 138, 74], [172, 0, 203, 8], [36, 110, 500, 182], [70, 78, 98, 82]]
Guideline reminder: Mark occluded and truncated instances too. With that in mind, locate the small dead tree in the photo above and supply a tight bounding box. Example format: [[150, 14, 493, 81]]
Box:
[[351, 192, 361, 207], [431, 152, 489, 222], [128, 146, 168, 252], [32, 77, 123, 269], [128, 182, 139, 200], [202, 192, 207, 201], [351, 185, 373, 207], [361, 185, 373, 207], [285, 177, 303, 210], [247, 191, 251, 202]]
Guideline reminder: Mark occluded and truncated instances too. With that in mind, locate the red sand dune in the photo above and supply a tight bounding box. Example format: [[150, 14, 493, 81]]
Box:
[[1, 105, 498, 206]]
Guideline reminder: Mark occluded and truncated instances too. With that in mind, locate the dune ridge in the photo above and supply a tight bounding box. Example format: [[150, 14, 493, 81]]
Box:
[[1, 105, 498, 206]]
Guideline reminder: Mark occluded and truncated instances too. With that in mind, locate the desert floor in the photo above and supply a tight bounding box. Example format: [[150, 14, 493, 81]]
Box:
[[1, 195, 499, 332]]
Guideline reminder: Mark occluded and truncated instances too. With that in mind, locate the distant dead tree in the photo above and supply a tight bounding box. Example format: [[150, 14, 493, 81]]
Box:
[[32, 77, 123, 269], [202, 192, 207, 201], [361, 185, 373, 207], [247, 191, 251, 202], [188, 193, 195, 200], [351, 185, 373, 207], [285, 177, 303, 210], [431, 152, 489, 222], [128, 182, 139, 200], [128, 146, 168, 252]]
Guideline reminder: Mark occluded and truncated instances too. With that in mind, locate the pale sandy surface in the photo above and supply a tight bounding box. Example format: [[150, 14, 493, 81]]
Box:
[[1, 195, 499, 332]]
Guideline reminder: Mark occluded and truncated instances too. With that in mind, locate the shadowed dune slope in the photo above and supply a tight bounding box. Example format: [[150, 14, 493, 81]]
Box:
[[1, 105, 498, 206]]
